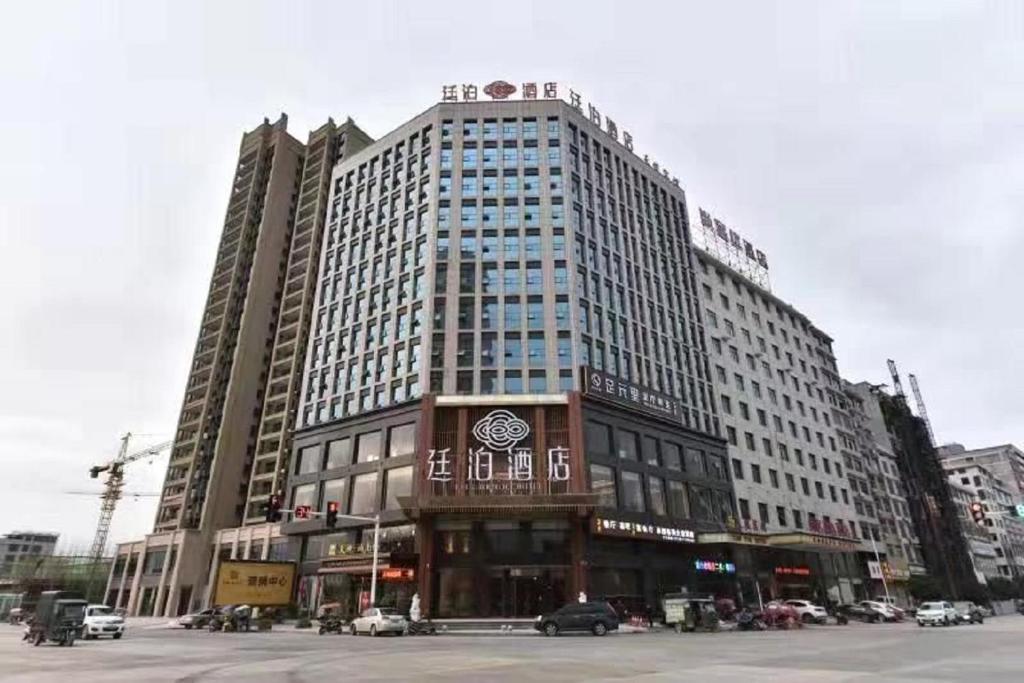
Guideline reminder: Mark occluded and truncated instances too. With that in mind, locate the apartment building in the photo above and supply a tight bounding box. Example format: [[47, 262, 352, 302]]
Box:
[[0, 531, 58, 575], [941, 458, 1024, 578], [947, 479, 1001, 583], [108, 115, 372, 617]]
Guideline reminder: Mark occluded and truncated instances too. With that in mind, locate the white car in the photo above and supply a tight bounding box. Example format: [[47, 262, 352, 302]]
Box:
[[916, 601, 958, 627], [783, 599, 829, 624], [81, 604, 126, 639], [349, 607, 408, 636]]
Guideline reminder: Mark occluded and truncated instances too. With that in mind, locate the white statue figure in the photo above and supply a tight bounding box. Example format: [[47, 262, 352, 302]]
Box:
[[410, 593, 422, 622], [578, 591, 587, 604]]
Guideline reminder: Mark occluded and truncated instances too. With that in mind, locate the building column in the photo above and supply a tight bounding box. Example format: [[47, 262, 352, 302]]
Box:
[[153, 532, 175, 617], [570, 515, 587, 599], [114, 548, 132, 609], [126, 537, 149, 616], [417, 517, 434, 618], [163, 535, 187, 617], [202, 538, 221, 608]]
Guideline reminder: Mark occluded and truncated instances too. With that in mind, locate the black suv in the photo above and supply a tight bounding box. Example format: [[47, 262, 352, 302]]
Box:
[[534, 602, 620, 636]]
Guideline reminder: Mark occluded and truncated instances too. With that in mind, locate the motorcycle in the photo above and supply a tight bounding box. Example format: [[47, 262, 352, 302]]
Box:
[[736, 609, 766, 631], [318, 615, 344, 635]]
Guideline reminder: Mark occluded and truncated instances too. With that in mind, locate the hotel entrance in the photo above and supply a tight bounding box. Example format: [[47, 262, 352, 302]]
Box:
[[487, 567, 566, 617]]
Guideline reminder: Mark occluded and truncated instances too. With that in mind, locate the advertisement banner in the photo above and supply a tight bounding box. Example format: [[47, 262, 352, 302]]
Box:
[[213, 560, 296, 606]]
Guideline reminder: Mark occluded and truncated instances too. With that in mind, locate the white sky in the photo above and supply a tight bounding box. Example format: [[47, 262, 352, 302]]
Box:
[[1, 1, 1021, 551]]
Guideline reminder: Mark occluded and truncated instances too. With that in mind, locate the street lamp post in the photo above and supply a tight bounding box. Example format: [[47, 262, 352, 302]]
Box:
[[331, 512, 383, 607], [870, 535, 892, 604]]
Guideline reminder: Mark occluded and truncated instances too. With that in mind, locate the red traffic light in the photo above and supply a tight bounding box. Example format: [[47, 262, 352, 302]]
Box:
[[326, 500, 339, 528]]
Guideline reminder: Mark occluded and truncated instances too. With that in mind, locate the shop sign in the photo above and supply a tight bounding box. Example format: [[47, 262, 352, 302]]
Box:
[[380, 568, 415, 582], [882, 562, 911, 581], [807, 518, 854, 538], [580, 366, 682, 422], [593, 517, 695, 543], [867, 561, 883, 580], [426, 409, 570, 484], [775, 566, 811, 577], [694, 559, 736, 574]]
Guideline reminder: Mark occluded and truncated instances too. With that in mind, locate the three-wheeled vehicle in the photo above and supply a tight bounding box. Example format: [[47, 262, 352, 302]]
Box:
[[23, 591, 87, 647], [662, 594, 720, 633]]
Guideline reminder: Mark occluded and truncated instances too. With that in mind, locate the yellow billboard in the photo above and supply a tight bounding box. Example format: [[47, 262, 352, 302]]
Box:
[[213, 561, 295, 606]]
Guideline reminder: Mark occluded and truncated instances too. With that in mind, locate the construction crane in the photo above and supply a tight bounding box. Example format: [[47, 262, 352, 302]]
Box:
[[86, 433, 172, 561], [886, 359, 906, 398], [908, 373, 937, 446]]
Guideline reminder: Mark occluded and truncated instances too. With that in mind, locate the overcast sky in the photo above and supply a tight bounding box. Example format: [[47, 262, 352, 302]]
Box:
[[1, 1, 1021, 550]]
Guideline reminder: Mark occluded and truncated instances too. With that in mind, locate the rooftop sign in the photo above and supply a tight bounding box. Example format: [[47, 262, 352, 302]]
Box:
[[440, 80, 680, 186]]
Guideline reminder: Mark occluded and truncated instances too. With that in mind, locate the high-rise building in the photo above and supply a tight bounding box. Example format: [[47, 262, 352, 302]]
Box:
[[843, 381, 926, 601], [108, 115, 372, 617], [279, 98, 736, 619], [874, 389, 983, 600], [693, 239, 869, 603], [946, 478, 1002, 583], [939, 453, 1024, 578]]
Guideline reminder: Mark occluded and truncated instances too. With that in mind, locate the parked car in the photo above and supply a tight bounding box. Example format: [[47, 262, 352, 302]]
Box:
[[534, 601, 620, 636], [349, 607, 408, 636], [783, 599, 829, 624], [952, 601, 985, 624], [858, 600, 900, 622], [178, 607, 227, 630], [916, 601, 958, 627], [835, 602, 883, 623], [873, 596, 906, 620], [81, 604, 125, 640]]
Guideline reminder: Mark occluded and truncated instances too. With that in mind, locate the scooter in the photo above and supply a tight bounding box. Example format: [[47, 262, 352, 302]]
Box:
[[736, 609, 766, 631], [318, 615, 344, 635]]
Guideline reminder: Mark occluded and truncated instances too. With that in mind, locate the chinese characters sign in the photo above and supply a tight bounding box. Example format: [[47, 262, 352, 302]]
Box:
[[593, 517, 695, 543], [214, 560, 295, 606], [580, 366, 683, 423], [807, 518, 854, 538], [694, 559, 736, 574], [774, 566, 811, 577], [439, 80, 679, 186], [423, 407, 573, 498]]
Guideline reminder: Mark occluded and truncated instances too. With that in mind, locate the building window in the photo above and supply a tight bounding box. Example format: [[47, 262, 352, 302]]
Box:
[[590, 464, 616, 508], [663, 442, 682, 470], [291, 483, 316, 510], [667, 480, 689, 519], [355, 432, 382, 463], [295, 446, 321, 475], [322, 478, 348, 511], [384, 466, 413, 510], [621, 471, 646, 512], [325, 438, 352, 469], [649, 477, 667, 516], [350, 472, 379, 515], [731, 458, 744, 479], [388, 424, 416, 458], [617, 429, 640, 461], [751, 464, 762, 484]]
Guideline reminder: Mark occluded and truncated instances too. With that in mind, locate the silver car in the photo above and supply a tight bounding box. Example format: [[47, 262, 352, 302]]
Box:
[[349, 607, 408, 636]]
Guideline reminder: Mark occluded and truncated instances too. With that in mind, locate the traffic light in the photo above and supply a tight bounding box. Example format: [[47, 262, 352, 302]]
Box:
[[969, 501, 986, 524], [326, 500, 339, 528], [294, 505, 311, 520], [265, 494, 283, 523]]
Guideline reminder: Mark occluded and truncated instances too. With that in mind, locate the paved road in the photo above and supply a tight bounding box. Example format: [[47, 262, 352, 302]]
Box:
[[2, 617, 1022, 682]]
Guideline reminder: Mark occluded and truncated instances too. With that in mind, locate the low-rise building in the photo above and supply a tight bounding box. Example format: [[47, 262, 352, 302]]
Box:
[[0, 532, 59, 576]]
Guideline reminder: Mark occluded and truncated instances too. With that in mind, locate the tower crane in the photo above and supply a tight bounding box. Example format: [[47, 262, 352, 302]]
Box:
[[86, 433, 173, 561], [908, 373, 937, 447]]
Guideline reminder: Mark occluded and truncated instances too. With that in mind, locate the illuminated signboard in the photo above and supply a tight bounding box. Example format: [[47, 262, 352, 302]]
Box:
[[593, 517, 695, 543], [380, 568, 415, 582], [774, 566, 812, 577], [580, 366, 682, 422], [694, 559, 736, 574]]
